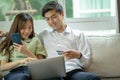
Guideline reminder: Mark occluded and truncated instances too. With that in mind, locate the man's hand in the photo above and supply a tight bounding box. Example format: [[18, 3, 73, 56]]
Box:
[[63, 50, 82, 59]]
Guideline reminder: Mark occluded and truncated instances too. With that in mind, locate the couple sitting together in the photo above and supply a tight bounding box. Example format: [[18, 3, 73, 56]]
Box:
[[0, 1, 101, 80]]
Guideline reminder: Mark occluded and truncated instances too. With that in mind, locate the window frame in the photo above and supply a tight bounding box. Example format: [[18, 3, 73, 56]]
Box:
[[63, 0, 118, 34]]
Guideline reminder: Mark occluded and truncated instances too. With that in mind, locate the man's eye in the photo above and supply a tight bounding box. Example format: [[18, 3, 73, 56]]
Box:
[[52, 15, 57, 18]]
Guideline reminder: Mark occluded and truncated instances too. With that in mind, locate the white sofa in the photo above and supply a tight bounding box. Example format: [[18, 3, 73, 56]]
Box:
[[0, 34, 120, 80], [86, 34, 120, 80]]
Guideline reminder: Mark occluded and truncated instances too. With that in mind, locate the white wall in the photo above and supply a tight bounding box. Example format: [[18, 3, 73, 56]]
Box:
[[0, 16, 118, 35]]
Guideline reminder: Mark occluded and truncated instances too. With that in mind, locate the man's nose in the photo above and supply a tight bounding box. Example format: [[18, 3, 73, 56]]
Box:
[[49, 18, 54, 23]]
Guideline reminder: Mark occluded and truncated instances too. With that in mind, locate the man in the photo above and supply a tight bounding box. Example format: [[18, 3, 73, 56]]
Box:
[[38, 1, 101, 80]]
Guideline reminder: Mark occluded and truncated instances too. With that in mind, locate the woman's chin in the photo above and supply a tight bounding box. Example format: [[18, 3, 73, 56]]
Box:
[[22, 36, 29, 39]]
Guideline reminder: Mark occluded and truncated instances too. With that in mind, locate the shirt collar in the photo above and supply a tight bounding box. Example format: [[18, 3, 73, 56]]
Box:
[[24, 38, 31, 43], [51, 25, 71, 34]]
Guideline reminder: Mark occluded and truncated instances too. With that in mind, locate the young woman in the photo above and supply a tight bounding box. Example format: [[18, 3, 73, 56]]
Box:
[[0, 13, 47, 80]]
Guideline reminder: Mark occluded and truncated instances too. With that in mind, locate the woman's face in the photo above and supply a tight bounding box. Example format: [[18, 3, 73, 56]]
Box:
[[20, 20, 33, 39]]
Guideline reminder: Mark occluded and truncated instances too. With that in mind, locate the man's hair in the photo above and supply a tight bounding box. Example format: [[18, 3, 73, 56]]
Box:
[[42, 1, 63, 17]]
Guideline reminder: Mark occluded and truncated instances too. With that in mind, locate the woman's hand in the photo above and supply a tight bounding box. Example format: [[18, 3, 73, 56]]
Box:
[[13, 42, 37, 58], [0, 57, 37, 71], [13, 41, 28, 54], [19, 57, 38, 65]]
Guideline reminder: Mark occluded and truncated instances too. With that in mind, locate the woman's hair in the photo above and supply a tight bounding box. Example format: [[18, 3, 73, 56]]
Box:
[[0, 13, 35, 54], [42, 1, 63, 17]]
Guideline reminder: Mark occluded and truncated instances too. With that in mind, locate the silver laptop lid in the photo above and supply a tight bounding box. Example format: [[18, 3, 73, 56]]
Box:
[[27, 56, 66, 80]]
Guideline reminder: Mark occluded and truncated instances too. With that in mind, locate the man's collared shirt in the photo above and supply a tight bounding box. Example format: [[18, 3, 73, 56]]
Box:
[[38, 26, 91, 72]]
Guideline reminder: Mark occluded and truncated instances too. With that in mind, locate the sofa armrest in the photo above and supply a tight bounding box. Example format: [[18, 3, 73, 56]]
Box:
[[86, 34, 120, 77]]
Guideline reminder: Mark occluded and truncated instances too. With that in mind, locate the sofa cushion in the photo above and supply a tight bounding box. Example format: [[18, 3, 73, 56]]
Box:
[[86, 34, 120, 77]]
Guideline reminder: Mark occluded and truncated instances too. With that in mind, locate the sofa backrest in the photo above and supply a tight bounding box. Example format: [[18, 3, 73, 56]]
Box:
[[86, 34, 120, 78]]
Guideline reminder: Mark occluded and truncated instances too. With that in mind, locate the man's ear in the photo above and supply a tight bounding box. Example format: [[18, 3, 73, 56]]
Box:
[[61, 12, 64, 16]]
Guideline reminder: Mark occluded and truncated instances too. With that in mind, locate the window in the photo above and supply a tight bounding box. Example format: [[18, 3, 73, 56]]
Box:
[[0, 0, 116, 21], [0, 0, 118, 34], [71, 0, 116, 18]]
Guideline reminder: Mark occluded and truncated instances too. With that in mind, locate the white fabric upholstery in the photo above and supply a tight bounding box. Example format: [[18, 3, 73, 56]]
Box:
[[86, 34, 120, 78], [1, 34, 120, 80]]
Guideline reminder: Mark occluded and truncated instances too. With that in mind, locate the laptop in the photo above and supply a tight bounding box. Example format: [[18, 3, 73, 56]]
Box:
[[27, 56, 66, 80]]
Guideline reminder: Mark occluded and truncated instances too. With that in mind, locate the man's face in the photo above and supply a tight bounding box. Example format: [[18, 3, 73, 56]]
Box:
[[44, 10, 64, 32]]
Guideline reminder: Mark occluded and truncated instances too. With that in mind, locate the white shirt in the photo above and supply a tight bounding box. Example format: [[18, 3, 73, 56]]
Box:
[[38, 26, 91, 72]]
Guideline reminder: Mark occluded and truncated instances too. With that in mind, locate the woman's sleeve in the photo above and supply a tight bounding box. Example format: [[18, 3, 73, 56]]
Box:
[[35, 38, 47, 57], [0, 50, 9, 61]]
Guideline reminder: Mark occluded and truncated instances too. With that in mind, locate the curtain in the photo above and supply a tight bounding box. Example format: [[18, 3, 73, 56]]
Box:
[[117, 0, 120, 33]]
